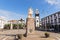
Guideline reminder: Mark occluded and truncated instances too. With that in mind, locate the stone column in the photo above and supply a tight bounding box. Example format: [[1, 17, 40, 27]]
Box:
[[11, 22, 13, 29]]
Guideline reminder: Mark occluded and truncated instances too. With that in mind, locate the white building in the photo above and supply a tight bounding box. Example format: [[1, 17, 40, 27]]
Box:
[[8, 20, 18, 24], [18, 18, 25, 24], [0, 16, 7, 29], [41, 11, 60, 32], [8, 18, 25, 24]]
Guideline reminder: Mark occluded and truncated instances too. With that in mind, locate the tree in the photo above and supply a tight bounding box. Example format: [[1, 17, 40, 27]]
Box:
[[13, 24, 17, 29], [18, 23, 25, 29], [18, 24, 23, 29], [4, 23, 25, 29], [4, 24, 11, 29]]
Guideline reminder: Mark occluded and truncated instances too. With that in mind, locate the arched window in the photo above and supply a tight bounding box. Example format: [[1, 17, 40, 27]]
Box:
[[37, 20, 38, 22]]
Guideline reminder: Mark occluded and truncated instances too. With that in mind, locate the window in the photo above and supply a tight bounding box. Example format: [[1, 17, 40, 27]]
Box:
[[51, 15, 52, 19], [37, 20, 38, 22], [51, 20, 53, 24], [58, 12, 60, 16], [54, 14, 57, 19], [54, 19, 57, 24], [59, 18, 60, 23]]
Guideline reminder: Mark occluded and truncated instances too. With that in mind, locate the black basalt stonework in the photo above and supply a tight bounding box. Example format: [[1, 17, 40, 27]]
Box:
[[35, 14, 39, 16]]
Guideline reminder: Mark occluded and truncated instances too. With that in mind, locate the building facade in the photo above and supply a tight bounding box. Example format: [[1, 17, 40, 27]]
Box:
[[0, 16, 7, 29], [41, 11, 60, 32], [18, 18, 25, 25], [35, 9, 40, 28], [8, 18, 25, 24], [7, 18, 25, 29]]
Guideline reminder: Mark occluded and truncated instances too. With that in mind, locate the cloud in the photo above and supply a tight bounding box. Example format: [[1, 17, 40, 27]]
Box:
[[45, 0, 60, 5], [45, 0, 60, 9], [0, 10, 25, 20]]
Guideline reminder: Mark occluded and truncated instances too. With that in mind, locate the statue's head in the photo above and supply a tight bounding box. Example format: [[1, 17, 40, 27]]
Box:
[[28, 8, 33, 14], [28, 8, 33, 18]]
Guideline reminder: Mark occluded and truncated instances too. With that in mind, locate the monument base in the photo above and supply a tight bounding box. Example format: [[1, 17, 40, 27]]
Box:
[[26, 18, 35, 36]]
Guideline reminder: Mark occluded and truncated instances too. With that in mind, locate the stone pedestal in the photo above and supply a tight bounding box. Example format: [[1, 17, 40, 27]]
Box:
[[26, 18, 35, 35]]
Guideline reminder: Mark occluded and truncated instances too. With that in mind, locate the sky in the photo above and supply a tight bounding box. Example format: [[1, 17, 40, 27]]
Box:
[[0, 0, 60, 20]]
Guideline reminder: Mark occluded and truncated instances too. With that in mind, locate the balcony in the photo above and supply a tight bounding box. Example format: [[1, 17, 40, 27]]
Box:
[[58, 16, 60, 18], [54, 16, 57, 19]]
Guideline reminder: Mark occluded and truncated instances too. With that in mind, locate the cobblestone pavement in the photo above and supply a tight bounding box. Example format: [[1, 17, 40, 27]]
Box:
[[0, 29, 26, 40], [0, 29, 26, 35], [0, 30, 60, 40], [22, 31, 60, 40]]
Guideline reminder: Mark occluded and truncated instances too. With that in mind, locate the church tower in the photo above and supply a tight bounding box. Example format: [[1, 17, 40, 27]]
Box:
[[35, 9, 40, 28]]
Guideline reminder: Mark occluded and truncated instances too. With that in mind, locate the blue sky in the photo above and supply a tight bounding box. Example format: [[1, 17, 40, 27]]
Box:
[[0, 0, 60, 20]]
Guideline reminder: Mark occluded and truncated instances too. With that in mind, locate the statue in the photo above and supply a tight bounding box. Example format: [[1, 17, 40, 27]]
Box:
[[26, 8, 35, 36], [28, 8, 33, 18]]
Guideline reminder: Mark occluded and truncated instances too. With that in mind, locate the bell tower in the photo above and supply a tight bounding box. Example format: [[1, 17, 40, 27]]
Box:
[[35, 9, 40, 29]]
